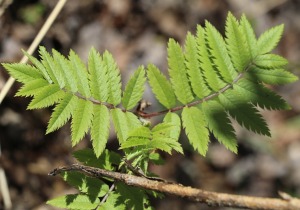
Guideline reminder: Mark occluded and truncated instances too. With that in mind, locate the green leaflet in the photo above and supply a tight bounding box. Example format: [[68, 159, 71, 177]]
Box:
[[47, 93, 77, 134], [27, 84, 65, 109], [163, 112, 181, 140], [257, 24, 284, 55], [205, 21, 238, 82], [22, 50, 53, 83], [182, 107, 209, 156], [249, 68, 298, 85], [147, 64, 176, 109], [184, 32, 210, 98], [52, 49, 78, 93], [120, 126, 151, 149], [122, 66, 146, 110], [90, 105, 110, 157], [69, 50, 91, 97], [47, 194, 99, 210], [2, 63, 43, 84], [62, 171, 109, 199], [39, 46, 65, 88], [240, 14, 258, 59], [152, 122, 183, 154], [168, 39, 194, 104], [197, 25, 226, 91], [225, 12, 251, 71], [88, 47, 108, 102], [202, 101, 237, 153], [121, 122, 183, 154], [16, 78, 48, 97], [71, 99, 94, 146], [218, 91, 270, 136], [254, 54, 288, 69], [234, 79, 290, 110], [111, 108, 141, 143], [103, 51, 122, 106]]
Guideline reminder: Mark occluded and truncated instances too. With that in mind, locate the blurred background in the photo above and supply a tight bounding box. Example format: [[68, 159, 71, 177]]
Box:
[[0, 0, 300, 209]]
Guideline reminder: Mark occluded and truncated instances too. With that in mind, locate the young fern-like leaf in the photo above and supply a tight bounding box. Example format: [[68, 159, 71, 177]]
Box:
[[168, 39, 194, 104], [257, 24, 284, 55], [122, 66, 146, 110], [90, 105, 110, 157], [147, 64, 176, 109], [182, 107, 210, 156], [2, 12, 298, 161]]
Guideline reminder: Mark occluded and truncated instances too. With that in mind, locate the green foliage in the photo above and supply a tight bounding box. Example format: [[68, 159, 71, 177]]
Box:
[[1, 12, 298, 210]]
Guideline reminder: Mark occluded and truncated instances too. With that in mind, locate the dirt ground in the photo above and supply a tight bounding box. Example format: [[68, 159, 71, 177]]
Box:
[[1, 0, 300, 209]]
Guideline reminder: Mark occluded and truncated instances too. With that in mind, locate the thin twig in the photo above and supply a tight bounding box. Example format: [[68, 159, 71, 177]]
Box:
[[0, 0, 68, 104], [100, 183, 115, 205], [0, 144, 11, 209], [49, 164, 300, 210]]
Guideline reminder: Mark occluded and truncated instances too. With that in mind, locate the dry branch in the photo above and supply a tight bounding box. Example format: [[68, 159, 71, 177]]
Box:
[[49, 164, 300, 210]]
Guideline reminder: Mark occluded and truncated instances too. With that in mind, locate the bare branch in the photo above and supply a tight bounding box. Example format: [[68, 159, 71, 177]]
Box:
[[49, 164, 300, 210]]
